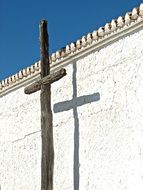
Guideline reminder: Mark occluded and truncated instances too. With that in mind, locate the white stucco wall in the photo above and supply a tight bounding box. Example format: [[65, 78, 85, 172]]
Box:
[[1, 28, 143, 190]]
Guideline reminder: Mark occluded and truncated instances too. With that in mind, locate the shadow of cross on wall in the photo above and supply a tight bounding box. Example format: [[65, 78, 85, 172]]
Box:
[[54, 62, 100, 190]]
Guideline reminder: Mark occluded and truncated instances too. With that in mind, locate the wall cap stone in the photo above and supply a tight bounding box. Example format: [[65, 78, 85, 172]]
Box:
[[1, 3, 143, 95]]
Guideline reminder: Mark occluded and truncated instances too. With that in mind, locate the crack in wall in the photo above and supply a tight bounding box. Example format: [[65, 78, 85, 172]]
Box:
[[12, 130, 41, 143]]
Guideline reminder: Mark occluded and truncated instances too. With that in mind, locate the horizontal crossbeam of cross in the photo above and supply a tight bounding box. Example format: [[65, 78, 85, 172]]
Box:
[[24, 68, 66, 94]]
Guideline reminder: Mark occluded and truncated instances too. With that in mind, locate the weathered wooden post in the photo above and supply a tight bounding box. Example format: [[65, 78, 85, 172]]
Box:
[[24, 20, 66, 190]]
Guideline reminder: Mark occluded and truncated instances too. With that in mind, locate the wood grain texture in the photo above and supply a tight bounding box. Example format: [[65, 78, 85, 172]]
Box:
[[40, 20, 54, 190], [24, 20, 67, 190], [24, 68, 66, 94]]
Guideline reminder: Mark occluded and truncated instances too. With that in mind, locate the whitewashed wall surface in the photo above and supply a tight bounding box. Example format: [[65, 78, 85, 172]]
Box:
[[1, 27, 143, 190]]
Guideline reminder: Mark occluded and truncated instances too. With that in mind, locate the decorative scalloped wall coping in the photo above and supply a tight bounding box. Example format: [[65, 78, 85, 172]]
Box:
[[1, 3, 143, 94]]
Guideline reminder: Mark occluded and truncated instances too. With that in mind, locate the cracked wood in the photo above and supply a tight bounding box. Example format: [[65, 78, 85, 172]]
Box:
[[24, 20, 66, 190], [40, 20, 54, 190], [24, 68, 66, 94]]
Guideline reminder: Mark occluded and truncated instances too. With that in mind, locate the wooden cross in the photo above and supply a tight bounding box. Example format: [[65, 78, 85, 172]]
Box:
[[24, 20, 66, 190]]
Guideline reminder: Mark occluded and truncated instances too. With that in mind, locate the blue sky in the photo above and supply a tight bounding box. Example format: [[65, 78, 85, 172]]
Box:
[[0, 0, 142, 80]]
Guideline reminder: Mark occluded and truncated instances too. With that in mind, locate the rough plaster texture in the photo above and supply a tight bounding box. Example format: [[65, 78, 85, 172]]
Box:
[[1, 28, 143, 190]]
